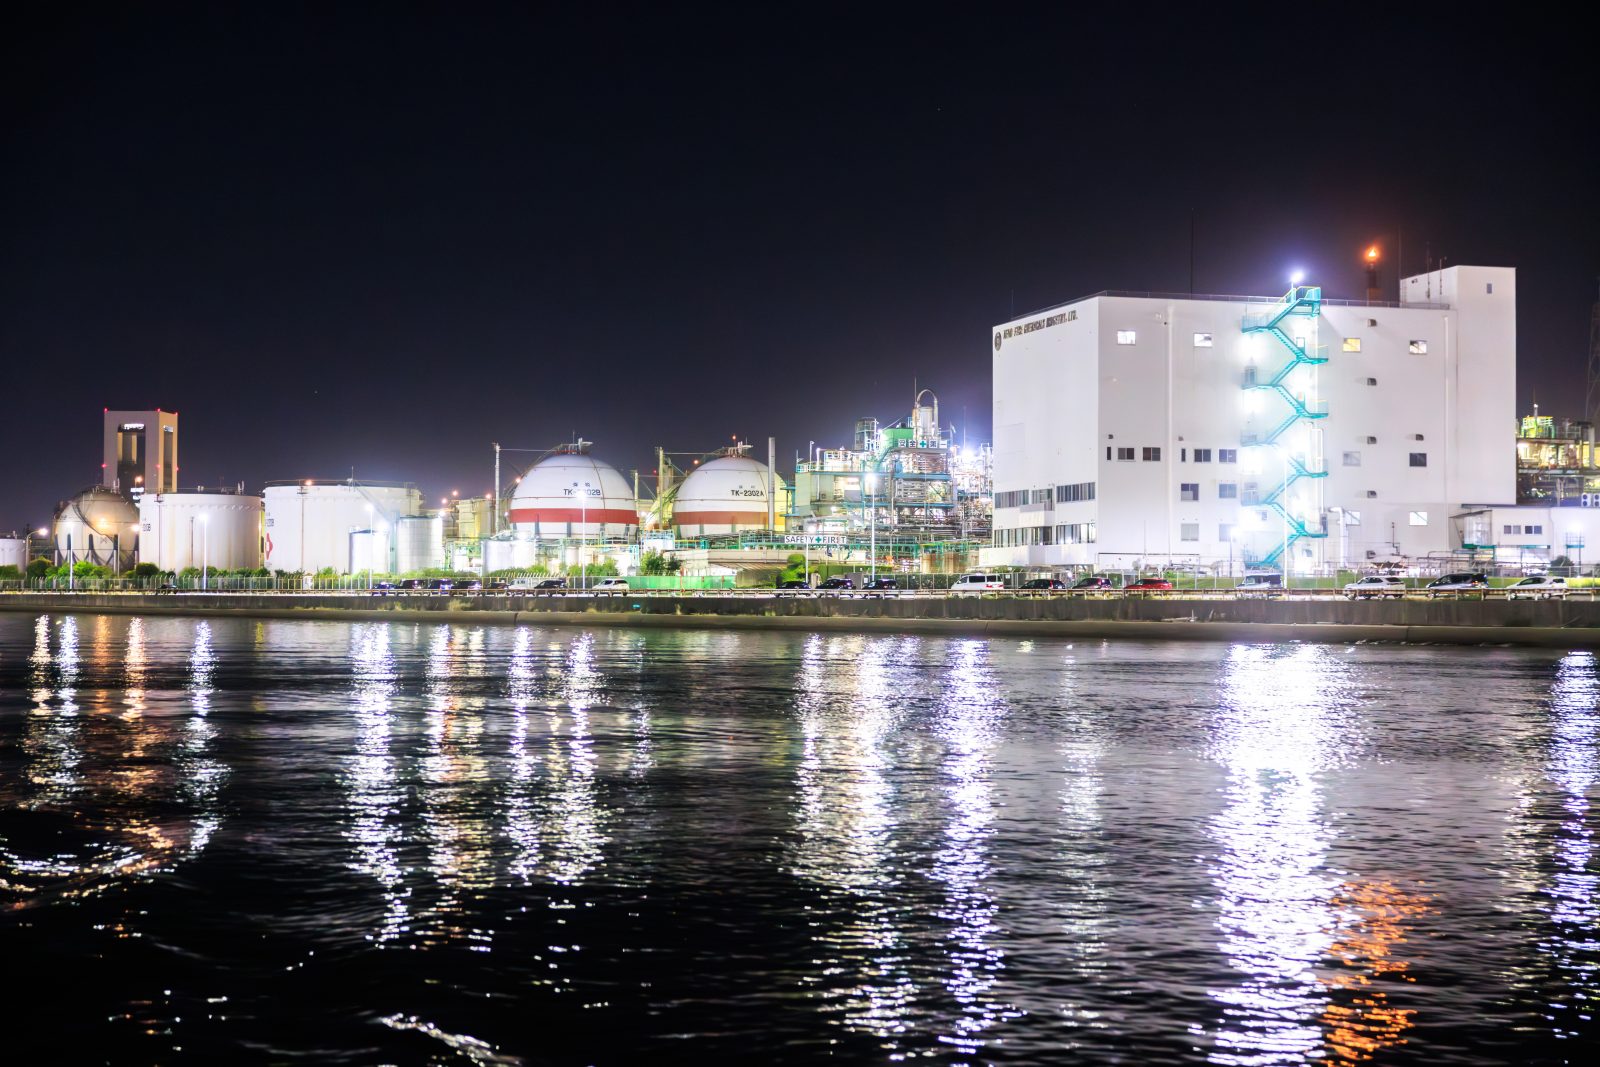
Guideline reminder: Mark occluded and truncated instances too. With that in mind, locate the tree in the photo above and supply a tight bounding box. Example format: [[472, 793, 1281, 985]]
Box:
[[132, 562, 162, 579], [0, 565, 20, 581], [26, 557, 50, 580], [1550, 555, 1575, 578]]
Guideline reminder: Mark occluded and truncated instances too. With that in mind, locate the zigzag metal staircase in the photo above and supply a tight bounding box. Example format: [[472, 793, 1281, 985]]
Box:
[[1241, 285, 1328, 568]]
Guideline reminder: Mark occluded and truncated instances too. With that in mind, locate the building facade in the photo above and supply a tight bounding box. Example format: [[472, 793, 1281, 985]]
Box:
[[985, 266, 1516, 573]]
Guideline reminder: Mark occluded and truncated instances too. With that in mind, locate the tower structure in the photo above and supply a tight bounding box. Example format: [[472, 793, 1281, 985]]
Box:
[[103, 409, 179, 497]]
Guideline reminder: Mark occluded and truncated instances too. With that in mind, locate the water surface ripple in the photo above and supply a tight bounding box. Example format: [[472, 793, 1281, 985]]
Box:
[[1, 613, 1596, 1064]]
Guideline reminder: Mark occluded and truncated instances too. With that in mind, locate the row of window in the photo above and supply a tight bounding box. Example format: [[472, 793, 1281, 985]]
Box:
[[1178, 448, 1239, 463], [996, 482, 1100, 509], [1342, 449, 1429, 467], [1179, 483, 1238, 501], [999, 511, 1439, 548], [1113, 331, 1431, 353], [1504, 524, 1546, 535], [993, 523, 1099, 547]]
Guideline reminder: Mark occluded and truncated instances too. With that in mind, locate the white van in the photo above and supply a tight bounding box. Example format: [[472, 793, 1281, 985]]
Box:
[[950, 573, 1006, 595]]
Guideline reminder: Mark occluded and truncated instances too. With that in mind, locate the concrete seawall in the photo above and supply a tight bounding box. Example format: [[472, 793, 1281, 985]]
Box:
[[4, 592, 1600, 648]]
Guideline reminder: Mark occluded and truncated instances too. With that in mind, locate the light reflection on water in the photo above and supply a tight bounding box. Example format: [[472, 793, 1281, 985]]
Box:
[[1, 614, 1598, 1063]]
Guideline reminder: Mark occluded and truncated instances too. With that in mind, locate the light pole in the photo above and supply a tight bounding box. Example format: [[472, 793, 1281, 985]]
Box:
[[199, 514, 209, 590], [867, 470, 877, 583], [572, 479, 589, 590], [365, 504, 374, 589]]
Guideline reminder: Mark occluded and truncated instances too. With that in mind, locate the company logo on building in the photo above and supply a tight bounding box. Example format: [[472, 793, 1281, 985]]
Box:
[[996, 308, 1075, 351]]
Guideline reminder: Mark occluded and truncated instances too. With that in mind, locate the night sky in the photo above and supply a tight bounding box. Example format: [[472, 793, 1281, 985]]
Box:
[[4, 8, 1595, 527]]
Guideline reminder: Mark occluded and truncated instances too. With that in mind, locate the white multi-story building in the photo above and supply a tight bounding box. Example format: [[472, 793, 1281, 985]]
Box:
[[985, 266, 1516, 573]]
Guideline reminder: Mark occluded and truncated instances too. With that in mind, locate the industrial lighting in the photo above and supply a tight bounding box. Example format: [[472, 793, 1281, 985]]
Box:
[[1366, 246, 1379, 261], [1289, 270, 1306, 286]]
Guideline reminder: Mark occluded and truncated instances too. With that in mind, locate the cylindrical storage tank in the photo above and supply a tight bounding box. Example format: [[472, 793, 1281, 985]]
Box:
[[54, 486, 140, 569], [0, 537, 27, 571], [672, 455, 787, 538], [395, 514, 444, 573], [262, 482, 421, 573], [138, 492, 263, 572], [508, 451, 637, 540]]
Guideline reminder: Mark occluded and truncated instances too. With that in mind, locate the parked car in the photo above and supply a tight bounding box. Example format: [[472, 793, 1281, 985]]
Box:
[[1069, 576, 1117, 594], [370, 581, 398, 597], [593, 577, 630, 594], [1236, 572, 1282, 591], [1506, 575, 1568, 599], [1425, 572, 1490, 597], [863, 577, 898, 590], [1021, 578, 1066, 594], [528, 577, 567, 592], [818, 577, 854, 591], [447, 578, 482, 593], [1124, 578, 1173, 593], [777, 579, 813, 596], [950, 573, 1006, 594], [1343, 575, 1407, 599]]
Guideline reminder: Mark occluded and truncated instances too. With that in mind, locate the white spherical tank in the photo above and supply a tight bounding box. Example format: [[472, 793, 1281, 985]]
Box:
[[508, 451, 636, 540], [138, 492, 263, 572], [0, 537, 27, 572], [54, 486, 140, 569], [673, 455, 787, 537], [263, 482, 421, 573]]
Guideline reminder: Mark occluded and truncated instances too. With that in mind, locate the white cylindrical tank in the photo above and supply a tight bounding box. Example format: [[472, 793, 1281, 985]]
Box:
[[54, 486, 140, 569], [395, 514, 444, 573], [263, 482, 421, 573], [0, 537, 27, 571], [672, 455, 787, 537], [508, 450, 637, 540], [138, 492, 263, 572]]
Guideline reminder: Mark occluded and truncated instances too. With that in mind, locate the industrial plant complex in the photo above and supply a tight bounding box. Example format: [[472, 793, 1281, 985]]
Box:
[[5, 258, 1600, 585]]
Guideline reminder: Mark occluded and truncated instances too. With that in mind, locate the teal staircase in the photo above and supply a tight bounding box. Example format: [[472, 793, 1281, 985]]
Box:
[[1241, 286, 1328, 568]]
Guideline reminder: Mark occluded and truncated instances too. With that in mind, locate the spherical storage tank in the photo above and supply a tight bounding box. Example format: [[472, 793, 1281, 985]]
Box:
[[508, 449, 636, 539], [672, 455, 787, 537], [139, 492, 263, 572], [54, 486, 140, 568]]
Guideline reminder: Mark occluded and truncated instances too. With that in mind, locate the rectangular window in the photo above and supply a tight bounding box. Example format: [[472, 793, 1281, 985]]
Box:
[[1241, 482, 1259, 506], [1503, 524, 1521, 535], [1412, 433, 1425, 441], [1409, 452, 1428, 467], [1409, 340, 1428, 354], [1343, 337, 1362, 352], [1365, 435, 1378, 445], [1194, 332, 1213, 348], [1116, 447, 1135, 461], [1219, 522, 1235, 542], [1142, 447, 1161, 461], [1218, 482, 1238, 499], [1180, 523, 1200, 542], [1486, 282, 1493, 294], [1218, 449, 1237, 464], [1054, 482, 1096, 503], [1116, 330, 1136, 345], [1106, 446, 1112, 461], [1193, 448, 1212, 462], [1366, 377, 1378, 386], [1181, 448, 1187, 462], [1343, 451, 1361, 466], [1345, 509, 1361, 526], [1529, 524, 1543, 535], [1409, 511, 1429, 526], [1180, 483, 1199, 502]]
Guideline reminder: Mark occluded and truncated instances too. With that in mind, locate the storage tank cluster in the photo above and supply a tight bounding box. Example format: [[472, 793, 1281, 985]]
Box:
[[138, 491, 264, 572], [671, 453, 785, 538], [263, 481, 424, 573]]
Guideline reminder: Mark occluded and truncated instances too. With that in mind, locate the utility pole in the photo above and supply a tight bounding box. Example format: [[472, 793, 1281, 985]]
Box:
[[493, 442, 501, 536]]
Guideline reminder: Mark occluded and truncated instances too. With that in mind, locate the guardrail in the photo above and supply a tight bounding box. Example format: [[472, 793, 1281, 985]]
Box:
[[5, 586, 1592, 602]]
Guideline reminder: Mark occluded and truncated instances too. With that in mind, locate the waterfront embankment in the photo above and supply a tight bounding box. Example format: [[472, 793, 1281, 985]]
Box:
[[4, 592, 1600, 647]]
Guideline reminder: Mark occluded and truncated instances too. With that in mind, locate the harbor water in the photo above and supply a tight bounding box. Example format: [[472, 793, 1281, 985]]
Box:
[[1, 612, 1596, 1064]]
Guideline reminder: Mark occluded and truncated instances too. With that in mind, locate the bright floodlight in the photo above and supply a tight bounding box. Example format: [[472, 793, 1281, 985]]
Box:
[[1290, 270, 1306, 286]]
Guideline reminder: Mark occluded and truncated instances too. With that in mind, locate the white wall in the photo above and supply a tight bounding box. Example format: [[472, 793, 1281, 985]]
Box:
[[263, 484, 420, 573], [986, 269, 1517, 573], [139, 494, 262, 571]]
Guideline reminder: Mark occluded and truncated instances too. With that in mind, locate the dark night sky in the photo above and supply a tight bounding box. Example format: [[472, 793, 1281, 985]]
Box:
[[3, 7, 1596, 526]]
